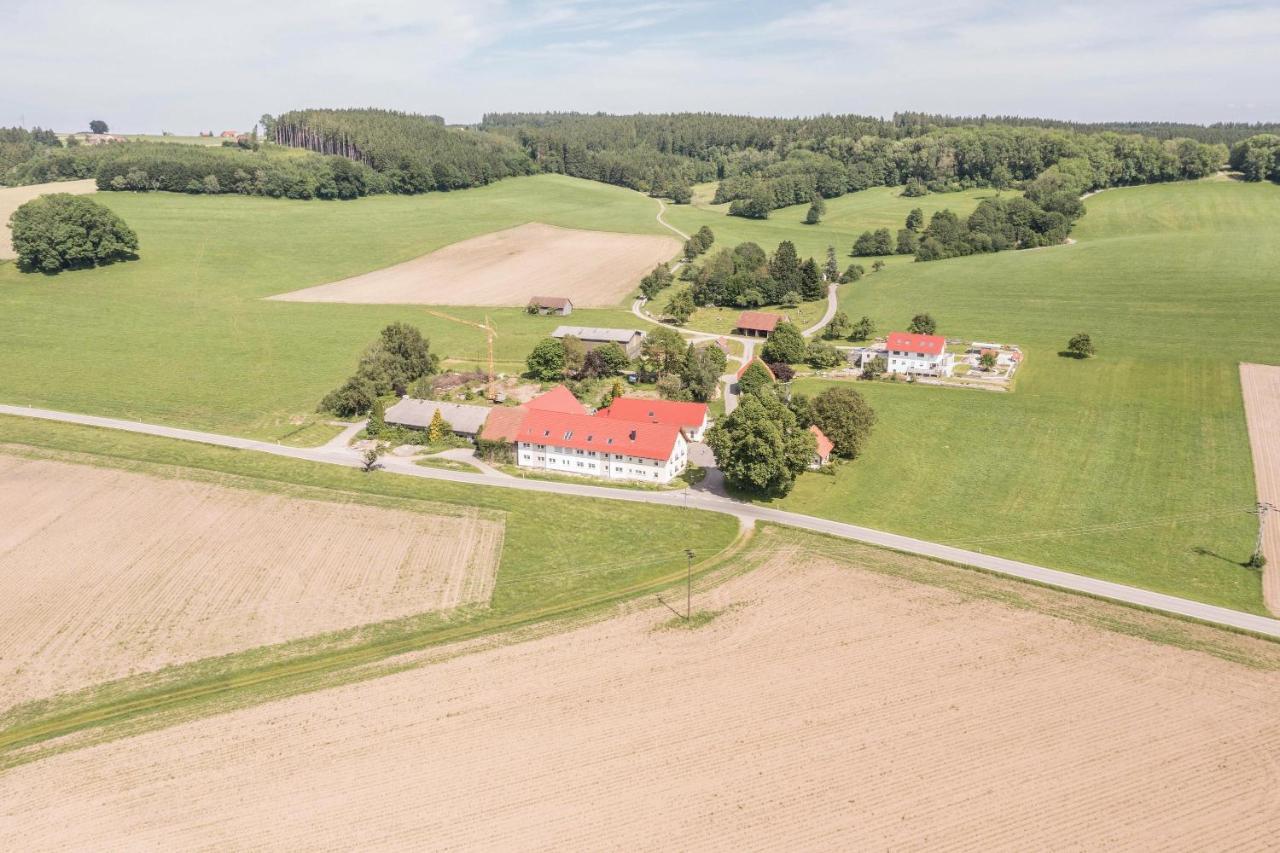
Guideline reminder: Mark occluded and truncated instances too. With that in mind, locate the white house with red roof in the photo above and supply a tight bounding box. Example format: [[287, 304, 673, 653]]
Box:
[[884, 331, 955, 377], [515, 409, 688, 484], [596, 397, 710, 442]]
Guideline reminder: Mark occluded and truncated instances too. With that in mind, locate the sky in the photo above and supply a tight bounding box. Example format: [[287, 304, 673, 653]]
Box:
[[2, 0, 1278, 133]]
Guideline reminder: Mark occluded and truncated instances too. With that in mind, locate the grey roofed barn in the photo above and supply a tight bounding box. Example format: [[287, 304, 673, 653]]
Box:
[[384, 398, 493, 437]]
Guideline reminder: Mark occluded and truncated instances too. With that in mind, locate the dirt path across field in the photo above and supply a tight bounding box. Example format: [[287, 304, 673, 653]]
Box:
[[0, 179, 98, 259], [269, 222, 679, 308], [1240, 363, 1280, 614], [4, 529, 1279, 849], [0, 453, 503, 711]]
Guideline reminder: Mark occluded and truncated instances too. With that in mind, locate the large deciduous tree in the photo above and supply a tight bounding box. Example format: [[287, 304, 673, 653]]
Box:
[[760, 321, 806, 364], [526, 337, 566, 380], [810, 386, 877, 459], [705, 391, 816, 496], [9, 194, 139, 273]]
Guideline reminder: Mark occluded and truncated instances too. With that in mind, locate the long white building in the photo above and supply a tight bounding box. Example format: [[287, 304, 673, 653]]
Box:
[[514, 409, 688, 484]]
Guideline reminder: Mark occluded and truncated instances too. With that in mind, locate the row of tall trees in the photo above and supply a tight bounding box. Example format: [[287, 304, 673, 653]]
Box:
[[271, 109, 533, 193], [7, 141, 387, 200], [914, 193, 1079, 262]]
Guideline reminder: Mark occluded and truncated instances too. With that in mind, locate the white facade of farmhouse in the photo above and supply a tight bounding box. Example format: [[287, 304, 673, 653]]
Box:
[[885, 332, 955, 377], [516, 433, 688, 484]]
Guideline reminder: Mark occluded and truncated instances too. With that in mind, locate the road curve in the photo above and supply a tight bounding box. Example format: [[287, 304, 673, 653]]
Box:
[[3, 403, 1279, 638], [802, 284, 839, 337]]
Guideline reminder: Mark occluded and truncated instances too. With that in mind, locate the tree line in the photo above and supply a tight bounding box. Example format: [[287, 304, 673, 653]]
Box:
[[1229, 135, 1280, 183], [1, 126, 62, 185], [270, 108, 533, 193], [479, 112, 1227, 214], [8, 141, 388, 200]]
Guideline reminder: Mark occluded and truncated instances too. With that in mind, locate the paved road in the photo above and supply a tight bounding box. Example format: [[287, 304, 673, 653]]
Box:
[[802, 284, 839, 337], [4, 403, 1280, 639]]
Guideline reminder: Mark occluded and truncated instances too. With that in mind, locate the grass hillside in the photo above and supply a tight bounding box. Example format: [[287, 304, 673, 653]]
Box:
[[664, 184, 999, 263], [773, 177, 1280, 612], [0, 175, 668, 440]]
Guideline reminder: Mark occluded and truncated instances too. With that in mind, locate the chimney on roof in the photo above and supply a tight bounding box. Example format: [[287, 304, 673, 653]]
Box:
[[629, 429, 637, 440]]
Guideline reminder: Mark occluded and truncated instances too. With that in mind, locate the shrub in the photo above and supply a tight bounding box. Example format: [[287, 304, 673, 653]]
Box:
[[1066, 332, 1096, 358], [9, 194, 138, 273]]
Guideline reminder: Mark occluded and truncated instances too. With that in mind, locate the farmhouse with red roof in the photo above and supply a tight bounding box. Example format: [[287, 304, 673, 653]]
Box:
[[733, 311, 787, 337], [597, 397, 710, 441], [885, 331, 955, 377], [515, 409, 688, 484]]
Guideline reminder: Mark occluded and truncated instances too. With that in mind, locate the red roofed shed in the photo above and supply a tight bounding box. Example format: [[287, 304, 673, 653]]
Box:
[[734, 311, 787, 337]]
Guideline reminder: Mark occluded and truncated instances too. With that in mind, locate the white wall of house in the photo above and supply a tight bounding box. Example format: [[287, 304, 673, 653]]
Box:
[[516, 434, 688, 484], [886, 349, 955, 377]]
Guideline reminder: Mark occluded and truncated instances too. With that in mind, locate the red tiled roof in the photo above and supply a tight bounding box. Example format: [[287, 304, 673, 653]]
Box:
[[524, 384, 588, 414], [810, 425, 834, 459], [597, 397, 708, 430], [479, 407, 527, 442], [515, 409, 680, 462], [735, 311, 785, 332], [885, 331, 945, 356], [735, 357, 776, 381]]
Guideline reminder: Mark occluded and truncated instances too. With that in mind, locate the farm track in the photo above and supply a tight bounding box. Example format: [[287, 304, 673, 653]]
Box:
[[1240, 363, 1280, 614], [0, 517, 756, 765]]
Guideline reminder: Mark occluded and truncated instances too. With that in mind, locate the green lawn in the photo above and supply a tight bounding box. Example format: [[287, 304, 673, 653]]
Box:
[[666, 184, 1000, 264], [655, 285, 827, 335], [770, 178, 1280, 613], [0, 175, 668, 440], [0, 416, 740, 763]]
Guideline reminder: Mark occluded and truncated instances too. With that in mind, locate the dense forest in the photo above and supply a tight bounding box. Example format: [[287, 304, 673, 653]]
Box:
[[268, 109, 533, 192], [480, 112, 1230, 215]]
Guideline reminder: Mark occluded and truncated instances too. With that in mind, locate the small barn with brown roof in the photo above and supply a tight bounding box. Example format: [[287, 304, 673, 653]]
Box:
[[734, 311, 787, 337], [527, 296, 573, 316]]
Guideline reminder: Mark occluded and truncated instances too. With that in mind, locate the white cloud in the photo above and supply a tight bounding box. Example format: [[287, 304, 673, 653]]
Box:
[[0, 0, 1275, 131]]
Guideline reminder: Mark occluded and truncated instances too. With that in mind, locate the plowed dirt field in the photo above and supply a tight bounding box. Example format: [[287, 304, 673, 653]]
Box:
[[268, 222, 679, 307], [0, 454, 503, 711], [4, 529, 1279, 849]]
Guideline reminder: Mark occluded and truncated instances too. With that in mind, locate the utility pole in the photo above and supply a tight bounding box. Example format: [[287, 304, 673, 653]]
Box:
[[1253, 501, 1276, 567], [684, 548, 695, 619]]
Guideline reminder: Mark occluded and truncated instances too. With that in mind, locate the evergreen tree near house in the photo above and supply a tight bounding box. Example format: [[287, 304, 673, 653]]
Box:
[[427, 409, 452, 444]]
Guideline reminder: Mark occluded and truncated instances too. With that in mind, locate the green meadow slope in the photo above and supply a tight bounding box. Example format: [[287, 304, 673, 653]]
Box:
[[0, 175, 667, 440], [771, 178, 1279, 612]]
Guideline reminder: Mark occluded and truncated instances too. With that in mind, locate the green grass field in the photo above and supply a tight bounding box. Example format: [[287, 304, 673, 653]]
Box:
[[666, 183, 999, 266], [766, 177, 1280, 613], [0, 416, 740, 763], [0, 175, 668, 440]]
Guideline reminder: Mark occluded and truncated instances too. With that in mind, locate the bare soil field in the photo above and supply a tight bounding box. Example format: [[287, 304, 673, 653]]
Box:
[[0, 179, 98, 259], [0, 454, 503, 711], [1241, 362, 1280, 614], [268, 222, 680, 308], [5, 528, 1279, 849]]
